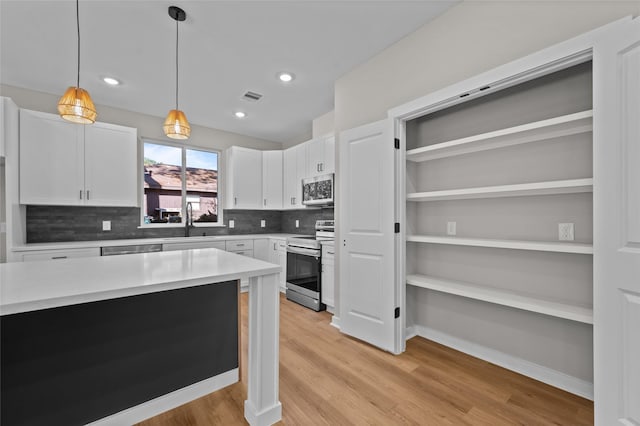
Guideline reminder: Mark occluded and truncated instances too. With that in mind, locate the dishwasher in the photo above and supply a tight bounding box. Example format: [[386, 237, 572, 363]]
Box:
[[100, 244, 163, 256]]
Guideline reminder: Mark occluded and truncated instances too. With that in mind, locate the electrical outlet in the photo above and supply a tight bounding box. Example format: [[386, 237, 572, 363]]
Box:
[[102, 220, 111, 231], [261, 219, 266, 228], [229, 220, 235, 229], [447, 221, 457, 236], [295, 220, 300, 228], [559, 223, 574, 241]]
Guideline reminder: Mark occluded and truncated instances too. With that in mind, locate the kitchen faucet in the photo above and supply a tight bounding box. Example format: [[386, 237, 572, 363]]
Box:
[[185, 202, 194, 237]]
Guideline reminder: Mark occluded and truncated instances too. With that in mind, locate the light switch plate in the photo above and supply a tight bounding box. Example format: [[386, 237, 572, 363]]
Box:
[[447, 221, 457, 236], [102, 220, 111, 231], [261, 220, 266, 228], [229, 220, 235, 229], [295, 220, 300, 228], [559, 223, 574, 241]]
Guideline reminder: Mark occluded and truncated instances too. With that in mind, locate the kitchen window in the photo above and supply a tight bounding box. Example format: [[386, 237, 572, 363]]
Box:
[[142, 140, 221, 226]]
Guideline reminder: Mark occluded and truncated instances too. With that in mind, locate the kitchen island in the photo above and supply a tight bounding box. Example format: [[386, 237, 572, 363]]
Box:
[[0, 248, 282, 426]]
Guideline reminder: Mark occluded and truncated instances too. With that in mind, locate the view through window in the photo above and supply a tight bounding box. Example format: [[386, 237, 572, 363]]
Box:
[[143, 141, 219, 225]]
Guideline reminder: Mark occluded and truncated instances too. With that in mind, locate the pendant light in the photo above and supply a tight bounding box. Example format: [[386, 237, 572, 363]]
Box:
[[163, 6, 191, 140], [57, 0, 97, 124]]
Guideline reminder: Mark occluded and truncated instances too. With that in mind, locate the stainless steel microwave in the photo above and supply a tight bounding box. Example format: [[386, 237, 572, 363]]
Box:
[[302, 173, 334, 206]]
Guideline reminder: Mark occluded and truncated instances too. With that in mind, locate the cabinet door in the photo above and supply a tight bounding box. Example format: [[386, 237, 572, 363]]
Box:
[[19, 109, 84, 205], [283, 145, 306, 209], [293, 143, 307, 208], [226, 146, 262, 209], [268, 239, 287, 291], [84, 122, 138, 206], [262, 151, 283, 209], [322, 258, 335, 307], [253, 238, 269, 261], [323, 135, 335, 174], [306, 138, 324, 177], [283, 147, 296, 209]]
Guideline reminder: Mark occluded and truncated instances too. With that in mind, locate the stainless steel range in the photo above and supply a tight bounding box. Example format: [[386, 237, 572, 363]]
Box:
[[286, 220, 334, 311]]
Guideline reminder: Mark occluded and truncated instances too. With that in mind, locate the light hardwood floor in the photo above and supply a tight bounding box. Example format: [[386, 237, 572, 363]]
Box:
[[138, 293, 594, 425]]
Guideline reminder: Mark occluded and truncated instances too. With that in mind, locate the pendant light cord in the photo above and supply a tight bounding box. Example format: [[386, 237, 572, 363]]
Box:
[[175, 18, 179, 110], [76, 0, 80, 88]]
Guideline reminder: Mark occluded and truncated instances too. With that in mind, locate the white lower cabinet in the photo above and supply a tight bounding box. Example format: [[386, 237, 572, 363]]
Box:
[[269, 238, 287, 291], [321, 244, 335, 308], [253, 238, 269, 261], [19, 247, 100, 262]]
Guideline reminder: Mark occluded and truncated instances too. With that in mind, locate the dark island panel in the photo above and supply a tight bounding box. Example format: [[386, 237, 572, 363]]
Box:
[[1, 280, 239, 426]]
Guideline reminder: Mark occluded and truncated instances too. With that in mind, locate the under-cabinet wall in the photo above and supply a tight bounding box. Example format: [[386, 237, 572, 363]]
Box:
[[404, 62, 594, 395]]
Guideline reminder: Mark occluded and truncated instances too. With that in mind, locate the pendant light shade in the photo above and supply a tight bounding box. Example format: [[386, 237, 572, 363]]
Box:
[[165, 6, 190, 140], [57, 0, 97, 124], [163, 109, 191, 139], [58, 87, 97, 124]]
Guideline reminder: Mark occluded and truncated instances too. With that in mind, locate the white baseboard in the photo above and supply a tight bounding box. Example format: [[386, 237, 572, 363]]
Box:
[[88, 369, 239, 425], [330, 315, 341, 329], [411, 325, 594, 400], [405, 325, 417, 340]]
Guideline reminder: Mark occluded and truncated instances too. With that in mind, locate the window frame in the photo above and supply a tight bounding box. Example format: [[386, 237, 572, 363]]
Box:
[[139, 138, 224, 228]]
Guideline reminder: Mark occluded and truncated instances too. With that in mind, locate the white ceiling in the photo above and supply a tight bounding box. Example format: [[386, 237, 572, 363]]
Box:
[[1, 1, 457, 144]]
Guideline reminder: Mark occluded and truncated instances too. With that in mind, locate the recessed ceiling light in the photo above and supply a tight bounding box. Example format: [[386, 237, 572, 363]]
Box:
[[278, 72, 294, 83], [234, 111, 246, 119], [102, 77, 120, 86]]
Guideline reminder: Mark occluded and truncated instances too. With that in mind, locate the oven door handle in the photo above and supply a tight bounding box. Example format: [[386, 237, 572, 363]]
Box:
[[287, 246, 321, 257]]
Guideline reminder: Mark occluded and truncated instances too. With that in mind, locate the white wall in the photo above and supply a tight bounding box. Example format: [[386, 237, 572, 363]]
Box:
[[0, 84, 283, 152], [312, 110, 335, 138], [334, 1, 640, 133]]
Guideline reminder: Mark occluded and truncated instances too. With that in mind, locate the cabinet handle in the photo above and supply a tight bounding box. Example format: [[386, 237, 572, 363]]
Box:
[[79, 190, 83, 200], [86, 190, 90, 200], [273, 242, 276, 250], [293, 197, 296, 204], [264, 199, 267, 206], [52, 256, 68, 259], [234, 197, 237, 206], [236, 243, 245, 247], [320, 163, 324, 172], [327, 251, 334, 255], [290, 197, 294, 205]]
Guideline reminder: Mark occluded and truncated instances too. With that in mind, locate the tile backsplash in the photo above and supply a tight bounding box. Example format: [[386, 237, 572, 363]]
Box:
[[26, 206, 334, 243]]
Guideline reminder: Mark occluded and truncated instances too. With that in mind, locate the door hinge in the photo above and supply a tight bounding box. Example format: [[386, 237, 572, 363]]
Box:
[[394, 138, 400, 149], [394, 307, 400, 318], [394, 223, 400, 233]]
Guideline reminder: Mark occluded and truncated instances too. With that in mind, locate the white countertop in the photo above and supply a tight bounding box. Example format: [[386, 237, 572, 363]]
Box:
[[0, 248, 280, 316], [12, 233, 307, 252]]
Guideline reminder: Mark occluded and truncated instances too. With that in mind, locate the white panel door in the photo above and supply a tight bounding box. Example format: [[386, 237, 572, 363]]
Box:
[[339, 119, 398, 352], [262, 150, 283, 209], [593, 17, 640, 426], [84, 122, 138, 206], [19, 109, 84, 205]]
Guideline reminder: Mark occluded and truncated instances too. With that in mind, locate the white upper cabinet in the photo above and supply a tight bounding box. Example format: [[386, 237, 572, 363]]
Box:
[[262, 150, 283, 210], [283, 143, 306, 209], [306, 135, 335, 177], [83, 122, 138, 206], [225, 146, 263, 209], [19, 109, 138, 207]]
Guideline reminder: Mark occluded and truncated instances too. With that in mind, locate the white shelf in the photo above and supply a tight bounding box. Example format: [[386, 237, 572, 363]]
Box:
[[407, 178, 593, 202], [406, 274, 593, 324], [406, 110, 593, 162], [406, 235, 593, 254]]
